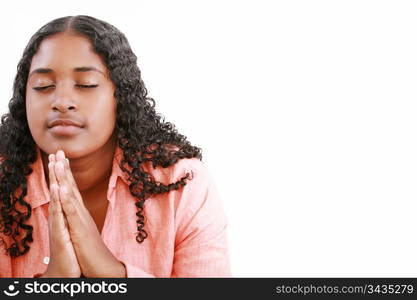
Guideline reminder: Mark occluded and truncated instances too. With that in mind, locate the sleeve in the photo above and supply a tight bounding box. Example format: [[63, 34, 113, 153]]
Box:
[[0, 160, 12, 277], [0, 236, 12, 277], [122, 262, 155, 277], [119, 159, 232, 278], [170, 160, 232, 277]]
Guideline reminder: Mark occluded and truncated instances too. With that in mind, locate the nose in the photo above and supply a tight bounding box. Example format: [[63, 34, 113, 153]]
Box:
[[51, 83, 78, 112]]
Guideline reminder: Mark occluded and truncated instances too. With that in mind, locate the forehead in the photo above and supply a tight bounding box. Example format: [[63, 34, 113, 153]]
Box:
[[30, 31, 107, 73]]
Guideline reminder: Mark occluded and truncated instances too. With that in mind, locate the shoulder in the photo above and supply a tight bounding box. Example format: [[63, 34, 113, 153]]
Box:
[[142, 156, 212, 188], [146, 156, 223, 213]]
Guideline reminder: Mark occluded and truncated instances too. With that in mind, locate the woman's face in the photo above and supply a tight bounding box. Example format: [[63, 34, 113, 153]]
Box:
[[26, 31, 117, 158]]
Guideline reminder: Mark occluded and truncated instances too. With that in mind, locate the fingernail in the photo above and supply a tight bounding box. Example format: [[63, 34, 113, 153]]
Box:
[[57, 150, 65, 160]]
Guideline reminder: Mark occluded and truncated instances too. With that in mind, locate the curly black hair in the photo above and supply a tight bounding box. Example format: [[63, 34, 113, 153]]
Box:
[[0, 15, 202, 258]]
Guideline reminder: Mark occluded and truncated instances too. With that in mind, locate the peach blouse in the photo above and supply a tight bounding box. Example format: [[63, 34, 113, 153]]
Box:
[[0, 146, 231, 277]]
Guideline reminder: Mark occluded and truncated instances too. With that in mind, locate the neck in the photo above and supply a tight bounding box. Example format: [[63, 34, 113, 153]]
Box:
[[41, 137, 117, 202]]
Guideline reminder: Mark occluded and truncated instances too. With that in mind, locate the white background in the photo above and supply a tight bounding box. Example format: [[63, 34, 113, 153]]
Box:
[[1, 0, 416, 277]]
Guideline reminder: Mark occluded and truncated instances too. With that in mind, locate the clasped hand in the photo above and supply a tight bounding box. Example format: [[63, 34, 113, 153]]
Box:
[[42, 150, 126, 278]]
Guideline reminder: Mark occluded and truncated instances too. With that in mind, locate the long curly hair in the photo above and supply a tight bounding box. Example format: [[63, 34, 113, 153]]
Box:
[[0, 15, 202, 258]]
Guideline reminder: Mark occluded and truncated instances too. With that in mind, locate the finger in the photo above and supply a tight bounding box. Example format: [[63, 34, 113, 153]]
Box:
[[48, 183, 57, 217], [54, 160, 81, 210], [59, 185, 77, 223], [58, 185, 96, 242], [54, 160, 67, 187], [48, 153, 56, 163], [49, 183, 67, 232], [64, 158, 83, 202], [48, 161, 58, 188], [48, 160, 63, 225], [56, 149, 65, 162], [55, 151, 83, 203], [54, 151, 72, 189]]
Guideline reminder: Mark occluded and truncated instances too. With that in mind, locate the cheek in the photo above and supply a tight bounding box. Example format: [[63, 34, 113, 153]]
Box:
[[87, 99, 117, 134], [26, 97, 46, 134]]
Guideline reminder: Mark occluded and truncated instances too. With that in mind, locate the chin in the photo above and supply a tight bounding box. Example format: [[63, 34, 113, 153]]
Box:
[[39, 143, 90, 159], [37, 133, 115, 158]]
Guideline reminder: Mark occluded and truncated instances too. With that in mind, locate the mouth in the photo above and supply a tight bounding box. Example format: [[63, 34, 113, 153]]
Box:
[[48, 124, 84, 136], [47, 118, 84, 136]]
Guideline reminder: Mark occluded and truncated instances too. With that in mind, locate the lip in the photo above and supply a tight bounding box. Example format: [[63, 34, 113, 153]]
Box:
[[48, 125, 83, 136], [47, 118, 84, 136], [48, 119, 84, 128]]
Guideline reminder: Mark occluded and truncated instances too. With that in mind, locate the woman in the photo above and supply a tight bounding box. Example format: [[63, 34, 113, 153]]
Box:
[[0, 15, 230, 278]]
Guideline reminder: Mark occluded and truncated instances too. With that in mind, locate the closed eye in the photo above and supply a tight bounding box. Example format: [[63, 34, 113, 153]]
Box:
[[33, 85, 54, 91], [75, 84, 99, 88], [32, 84, 98, 91]]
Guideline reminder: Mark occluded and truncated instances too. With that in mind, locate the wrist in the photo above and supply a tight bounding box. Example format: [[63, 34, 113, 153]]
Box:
[[83, 260, 126, 278], [41, 265, 80, 278], [76, 240, 127, 278]]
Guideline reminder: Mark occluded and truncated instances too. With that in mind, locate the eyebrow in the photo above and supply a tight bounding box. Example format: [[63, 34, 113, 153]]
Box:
[[28, 66, 106, 78]]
